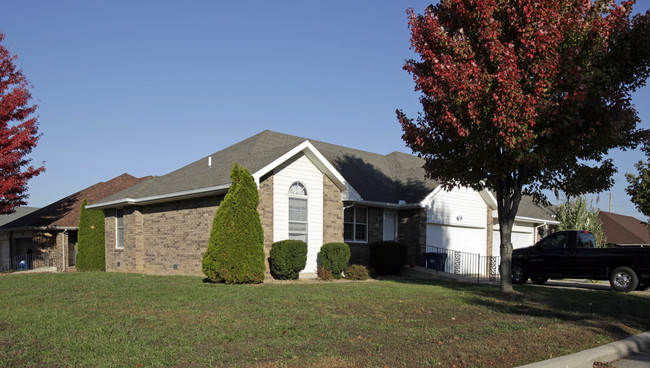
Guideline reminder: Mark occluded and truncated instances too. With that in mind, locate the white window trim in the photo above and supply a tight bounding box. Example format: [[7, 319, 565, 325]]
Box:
[[344, 206, 368, 243], [288, 182, 308, 242]]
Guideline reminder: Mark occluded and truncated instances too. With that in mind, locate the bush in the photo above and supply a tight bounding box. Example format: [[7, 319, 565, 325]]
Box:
[[76, 198, 106, 271], [320, 242, 350, 279], [369, 242, 408, 275], [202, 163, 265, 284], [269, 240, 307, 280], [345, 264, 370, 280], [317, 267, 333, 281]]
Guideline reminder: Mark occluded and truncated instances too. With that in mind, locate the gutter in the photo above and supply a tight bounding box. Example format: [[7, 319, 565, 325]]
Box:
[[86, 184, 231, 209], [345, 199, 422, 210]]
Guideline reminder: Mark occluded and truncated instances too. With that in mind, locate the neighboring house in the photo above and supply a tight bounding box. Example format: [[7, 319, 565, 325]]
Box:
[[598, 211, 650, 246], [88, 130, 557, 278], [0, 174, 151, 272]]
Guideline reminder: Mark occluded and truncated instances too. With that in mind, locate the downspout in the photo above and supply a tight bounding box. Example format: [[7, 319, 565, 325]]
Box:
[[534, 222, 547, 242]]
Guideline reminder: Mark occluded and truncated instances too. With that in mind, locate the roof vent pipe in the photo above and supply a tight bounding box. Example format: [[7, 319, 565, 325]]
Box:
[[208, 156, 212, 168]]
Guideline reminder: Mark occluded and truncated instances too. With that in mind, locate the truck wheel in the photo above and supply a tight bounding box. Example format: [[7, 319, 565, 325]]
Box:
[[531, 276, 549, 285], [609, 267, 639, 292], [511, 264, 528, 285]]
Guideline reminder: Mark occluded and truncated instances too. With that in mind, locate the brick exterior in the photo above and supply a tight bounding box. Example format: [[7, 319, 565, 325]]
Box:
[[322, 174, 343, 244], [104, 196, 221, 276], [486, 205, 493, 257], [398, 208, 427, 265], [258, 174, 274, 279]]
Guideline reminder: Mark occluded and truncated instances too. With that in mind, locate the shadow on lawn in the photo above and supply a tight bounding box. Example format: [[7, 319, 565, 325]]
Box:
[[389, 276, 650, 339]]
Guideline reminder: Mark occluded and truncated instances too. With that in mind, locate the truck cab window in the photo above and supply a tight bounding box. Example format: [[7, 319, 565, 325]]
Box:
[[538, 233, 568, 250]]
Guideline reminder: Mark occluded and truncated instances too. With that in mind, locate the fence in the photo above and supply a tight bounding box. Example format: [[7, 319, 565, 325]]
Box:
[[0, 253, 53, 272], [423, 246, 501, 283]]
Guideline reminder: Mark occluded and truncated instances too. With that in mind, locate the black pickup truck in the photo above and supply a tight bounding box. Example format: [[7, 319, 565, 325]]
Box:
[[511, 230, 650, 292]]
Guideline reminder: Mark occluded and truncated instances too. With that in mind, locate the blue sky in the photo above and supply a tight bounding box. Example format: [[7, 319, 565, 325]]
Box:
[[1, 1, 648, 219]]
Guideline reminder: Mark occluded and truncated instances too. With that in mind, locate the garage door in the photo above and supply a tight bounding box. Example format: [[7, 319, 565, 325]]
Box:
[[426, 224, 486, 256], [492, 231, 534, 257]]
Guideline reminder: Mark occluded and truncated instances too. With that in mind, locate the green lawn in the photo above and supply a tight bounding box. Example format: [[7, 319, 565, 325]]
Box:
[[0, 272, 648, 368]]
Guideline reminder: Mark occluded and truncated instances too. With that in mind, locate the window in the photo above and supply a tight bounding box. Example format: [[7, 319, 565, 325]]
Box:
[[116, 209, 124, 249], [288, 182, 308, 242], [538, 232, 567, 250], [344, 206, 367, 242], [577, 232, 596, 248]]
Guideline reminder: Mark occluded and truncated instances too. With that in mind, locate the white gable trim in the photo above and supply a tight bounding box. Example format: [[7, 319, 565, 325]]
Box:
[[252, 140, 362, 201]]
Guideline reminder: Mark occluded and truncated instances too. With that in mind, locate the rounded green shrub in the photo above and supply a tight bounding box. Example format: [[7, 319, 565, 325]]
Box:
[[269, 240, 307, 280], [369, 242, 407, 275], [320, 242, 350, 279], [345, 264, 370, 280]]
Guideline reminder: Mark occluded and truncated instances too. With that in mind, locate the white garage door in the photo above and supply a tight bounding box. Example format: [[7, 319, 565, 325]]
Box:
[[426, 224, 486, 256], [492, 231, 534, 257]]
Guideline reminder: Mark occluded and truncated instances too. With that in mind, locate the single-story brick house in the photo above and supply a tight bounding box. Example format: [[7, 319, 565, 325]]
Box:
[[598, 211, 650, 246], [88, 130, 557, 278], [0, 173, 151, 272]]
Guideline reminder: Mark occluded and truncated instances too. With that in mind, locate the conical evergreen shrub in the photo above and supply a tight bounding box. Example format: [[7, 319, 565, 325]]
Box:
[[202, 163, 265, 283], [76, 198, 106, 271]]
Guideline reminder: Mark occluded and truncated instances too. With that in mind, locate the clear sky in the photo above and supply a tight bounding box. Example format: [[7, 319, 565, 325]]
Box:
[[1, 1, 648, 219]]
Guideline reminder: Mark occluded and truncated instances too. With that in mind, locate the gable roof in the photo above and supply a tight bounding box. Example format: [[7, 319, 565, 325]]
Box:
[[598, 211, 650, 246], [0, 207, 40, 227], [91, 130, 440, 208], [0, 173, 151, 230], [88, 130, 556, 223]]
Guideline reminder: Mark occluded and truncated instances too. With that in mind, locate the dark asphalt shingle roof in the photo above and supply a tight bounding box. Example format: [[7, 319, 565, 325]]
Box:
[[599, 211, 650, 245], [95, 130, 555, 222], [0, 174, 151, 230], [0, 207, 39, 226]]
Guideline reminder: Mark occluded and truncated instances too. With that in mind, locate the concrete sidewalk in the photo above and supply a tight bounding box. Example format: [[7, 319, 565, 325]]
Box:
[[516, 332, 650, 368]]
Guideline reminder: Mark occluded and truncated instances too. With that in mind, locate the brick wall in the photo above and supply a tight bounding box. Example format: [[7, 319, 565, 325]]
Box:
[[105, 196, 221, 276], [322, 174, 343, 244], [486, 205, 493, 257], [398, 208, 427, 265], [258, 174, 274, 279]]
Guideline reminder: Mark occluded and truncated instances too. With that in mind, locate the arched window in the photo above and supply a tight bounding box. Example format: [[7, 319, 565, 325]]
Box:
[[288, 182, 308, 242]]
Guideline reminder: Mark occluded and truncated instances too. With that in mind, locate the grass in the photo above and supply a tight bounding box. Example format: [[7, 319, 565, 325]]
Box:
[[0, 272, 648, 368]]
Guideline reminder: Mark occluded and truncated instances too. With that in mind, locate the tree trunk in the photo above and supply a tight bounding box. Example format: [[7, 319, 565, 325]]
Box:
[[496, 177, 523, 294]]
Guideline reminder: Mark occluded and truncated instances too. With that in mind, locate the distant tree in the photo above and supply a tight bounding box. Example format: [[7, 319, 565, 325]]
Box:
[[625, 155, 650, 226], [555, 196, 606, 246], [0, 33, 45, 214], [76, 199, 106, 271], [202, 163, 265, 284], [397, 1, 650, 293]]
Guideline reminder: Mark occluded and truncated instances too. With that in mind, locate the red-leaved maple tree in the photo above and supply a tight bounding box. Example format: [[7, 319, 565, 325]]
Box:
[[397, 0, 650, 293], [0, 33, 45, 214]]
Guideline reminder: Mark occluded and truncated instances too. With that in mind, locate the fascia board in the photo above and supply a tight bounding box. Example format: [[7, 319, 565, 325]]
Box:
[[419, 185, 444, 207], [491, 214, 560, 225], [252, 140, 362, 200], [346, 199, 422, 209], [479, 190, 497, 209], [86, 184, 231, 209]]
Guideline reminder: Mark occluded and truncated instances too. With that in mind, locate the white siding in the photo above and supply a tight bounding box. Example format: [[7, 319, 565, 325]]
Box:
[[425, 187, 488, 256], [273, 154, 323, 275], [426, 187, 487, 228], [492, 222, 535, 257]]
